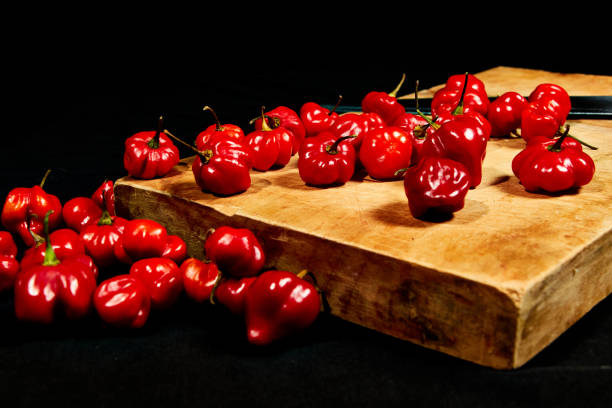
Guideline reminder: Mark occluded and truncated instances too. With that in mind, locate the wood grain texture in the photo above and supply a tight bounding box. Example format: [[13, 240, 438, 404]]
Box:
[[114, 67, 612, 369]]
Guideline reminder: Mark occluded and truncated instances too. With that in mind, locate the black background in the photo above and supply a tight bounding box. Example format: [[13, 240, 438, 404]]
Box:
[[1, 16, 611, 408]]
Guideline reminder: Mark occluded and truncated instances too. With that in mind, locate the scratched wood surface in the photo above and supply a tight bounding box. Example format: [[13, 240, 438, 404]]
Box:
[[114, 67, 612, 369]]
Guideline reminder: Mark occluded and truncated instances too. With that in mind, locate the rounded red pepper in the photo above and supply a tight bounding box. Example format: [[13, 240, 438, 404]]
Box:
[[62, 196, 103, 233], [392, 112, 430, 165], [214, 276, 257, 315], [245, 108, 295, 171], [487, 91, 528, 138], [299, 96, 342, 138], [129, 257, 183, 309], [330, 111, 386, 152], [93, 274, 151, 328], [20, 227, 87, 271], [91, 180, 115, 217], [244, 270, 320, 345], [402, 157, 471, 219], [80, 210, 128, 268], [204, 226, 265, 278], [519, 101, 562, 142], [298, 132, 357, 186], [431, 73, 489, 118], [14, 211, 97, 324], [0, 255, 19, 292], [359, 126, 413, 180], [180, 258, 219, 303], [1, 170, 62, 247], [511, 128, 595, 193], [253, 105, 306, 154], [528, 83, 571, 125], [162, 234, 188, 264], [0, 231, 17, 258], [120, 218, 168, 261], [195, 106, 245, 150], [361, 73, 407, 125], [124, 116, 180, 179]]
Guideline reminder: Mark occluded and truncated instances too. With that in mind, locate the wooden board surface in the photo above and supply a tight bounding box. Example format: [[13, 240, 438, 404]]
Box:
[[114, 67, 612, 369]]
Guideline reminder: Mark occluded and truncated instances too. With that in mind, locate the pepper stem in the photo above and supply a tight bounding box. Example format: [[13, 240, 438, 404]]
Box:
[[296, 269, 309, 279], [39, 169, 52, 188], [549, 125, 570, 152], [394, 167, 408, 177], [326, 135, 357, 155], [451, 72, 469, 116], [259, 106, 272, 131], [163, 129, 213, 163], [208, 271, 223, 305], [203, 106, 224, 131], [329, 95, 343, 115], [147, 116, 164, 149], [557, 125, 598, 150], [389, 73, 406, 98], [97, 209, 114, 226], [416, 109, 439, 130], [42, 210, 60, 266]]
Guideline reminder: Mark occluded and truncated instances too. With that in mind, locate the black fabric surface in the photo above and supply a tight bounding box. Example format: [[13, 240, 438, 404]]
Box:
[[2, 29, 611, 407]]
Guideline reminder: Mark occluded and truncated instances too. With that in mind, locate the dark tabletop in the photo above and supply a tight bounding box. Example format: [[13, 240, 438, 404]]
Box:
[[2, 29, 611, 408]]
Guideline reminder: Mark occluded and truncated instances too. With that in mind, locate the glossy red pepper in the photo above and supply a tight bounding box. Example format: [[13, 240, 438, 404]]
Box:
[[487, 91, 528, 138], [62, 196, 103, 233], [119, 218, 168, 262], [244, 270, 320, 345], [0, 255, 19, 292], [298, 132, 357, 186], [299, 97, 342, 138], [528, 83, 571, 125], [519, 101, 562, 142], [392, 112, 430, 165], [14, 212, 97, 324], [204, 226, 265, 278], [245, 108, 295, 171], [124, 116, 180, 179], [402, 157, 471, 219], [214, 276, 257, 315], [93, 274, 151, 328], [431, 73, 489, 118], [20, 226, 87, 271], [195, 106, 245, 150], [359, 126, 413, 180], [253, 105, 306, 154], [180, 258, 219, 303], [91, 180, 115, 217], [0, 231, 17, 258], [330, 111, 386, 152], [1, 170, 62, 247], [162, 235, 188, 264], [511, 129, 595, 193], [129, 257, 183, 309], [361, 73, 407, 124], [80, 210, 128, 267]]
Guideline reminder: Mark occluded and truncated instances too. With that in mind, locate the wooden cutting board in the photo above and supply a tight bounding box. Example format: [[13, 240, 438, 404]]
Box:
[[113, 66, 612, 370]]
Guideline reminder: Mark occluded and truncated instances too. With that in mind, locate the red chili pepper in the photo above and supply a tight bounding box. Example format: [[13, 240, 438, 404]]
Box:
[[298, 132, 357, 186], [204, 226, 265, 278], [20, 227, 87, 271], [244, 270, 320, 345], [119, 218, 168, 262], [359, 126, 413, 180], [14, 211, 97, 324], [195, 106, 245, 150], [299, 96, 342, 138], [431, 73, 489, 118], [0, 255, 19, 292], [162, 235, 188, 264], [0, 231, 17, 258], [511, 128, 595, 193], [392, 112, 430, 165], [361, 73, 407, 124], [1, 170, 62, 247], [91, 180, 115, 217], [519, 101, 562, 142], [245, 108, 295, 171], [528, 83, 571, 125], [487, 91, 528, 138], [93, 274, 151, 328], [180, 258, 219, 303], [330, 111, 386, 152], [124, 116, 180, 179], [253, 105, 306, 154], [62, 196, 103, 233], [129, 257, 183, 309], [80, 210, 128, 268], [402, 157, 471, 219], [214, 276, 257, 315]]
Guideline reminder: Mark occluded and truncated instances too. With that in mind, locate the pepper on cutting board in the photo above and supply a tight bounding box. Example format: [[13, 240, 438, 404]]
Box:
[[252, 105, 306, 154], [330, 111, 386, 152], [297, 132, 357, 186], [487, 91, 528, 138], [299, 96, 342, 138], [361, 73, 407, 125], [195, 106, 245, 150], [245, 107, 295, 171], [430, 73, 489, 118], [359, 126, 413, 180]]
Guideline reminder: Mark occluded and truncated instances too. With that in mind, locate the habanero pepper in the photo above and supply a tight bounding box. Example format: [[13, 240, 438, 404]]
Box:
[[361, 73, 407, 125], [511, 128, 595, 193], [359, 126, 413, 181], [91, 179, 115, 217], [528, 83, 571, 125], [179, 257, 220, 303], [129, 257, 183, 310], [79, 210, 128, 268], [487, 91, 528, 138], [392, 111, 430, 165], [62, 196, 103, 233], [213, 276, 257, 316], [297, 132, 357, 187], [245, 108, 295, 171], [299, 96, 342, 138], [244, 269, 321, 346], [1, 170, 62, 247], [195, 106, 245, 150], [117, 218, 168, 262], [124, 116, 180, 179], [20, 226, 88, 272], [0, 231, 18, 292], [204, 225, 265, 278], [162, 234, 188, 264], [93, 274, 151, 329], [0, 231, 17, 258], [253, 105, 306, 154], [430, 73, 489, 118], [330, 111, 386, 152]]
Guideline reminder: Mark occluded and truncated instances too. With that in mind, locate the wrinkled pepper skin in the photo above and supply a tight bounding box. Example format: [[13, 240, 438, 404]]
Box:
[[330, 112, 386, 152], [361, 73, 407, 125], [91, 180, 116, 217], [391, 112, 430, 165], [244, 270, 320, 346], [192, 133, 253, 196], [214, 276, 257, 315], [129, 257, 183, 309], [528, 83, 571, 125], [195, 106, 245, 150], [204, 226, 265, 278], [431, 73, 489, 118], [20, 227, 87, 271], [359, 126, 413, 180], [297, 132, 357, 186], [80, 212, 128, 267], [123, 125, 180, 180], [0, 231, 17, 257], [245, 115, 294, 171], [487, 91, 528, 137], [162, 235, 188, 264], [511, 135, 595, 193], [62, 197, 103, 233], [1, 184, 62, 247], [120, 219, 168, 262], [253, 106, 306, 154], [299, 102, 340, 138], [403, 157, 471, 219], [519, 101, 562, 141], [0, 232, 19, 291], [180, 258, 220, 303], [93, 274, 151, 328]]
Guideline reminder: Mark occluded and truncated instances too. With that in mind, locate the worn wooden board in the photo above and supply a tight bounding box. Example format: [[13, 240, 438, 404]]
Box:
[[114, 67, 612, 369]]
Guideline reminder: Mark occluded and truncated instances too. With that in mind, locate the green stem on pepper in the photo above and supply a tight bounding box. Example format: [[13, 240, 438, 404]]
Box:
[[389, 73, 406, 98], [41, 210, 60, 267], [325, 135, 357, 155], [548, 125, 570, 152], [163, 129, 213, 164], [451, 72, 469, 116], [147, 116, 164, 149], [557, 125, 598, 150], [39, 169, 52, 188]]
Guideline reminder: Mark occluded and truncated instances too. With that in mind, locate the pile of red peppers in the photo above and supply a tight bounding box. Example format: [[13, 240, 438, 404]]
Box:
[[0, 70, 599, 348]]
